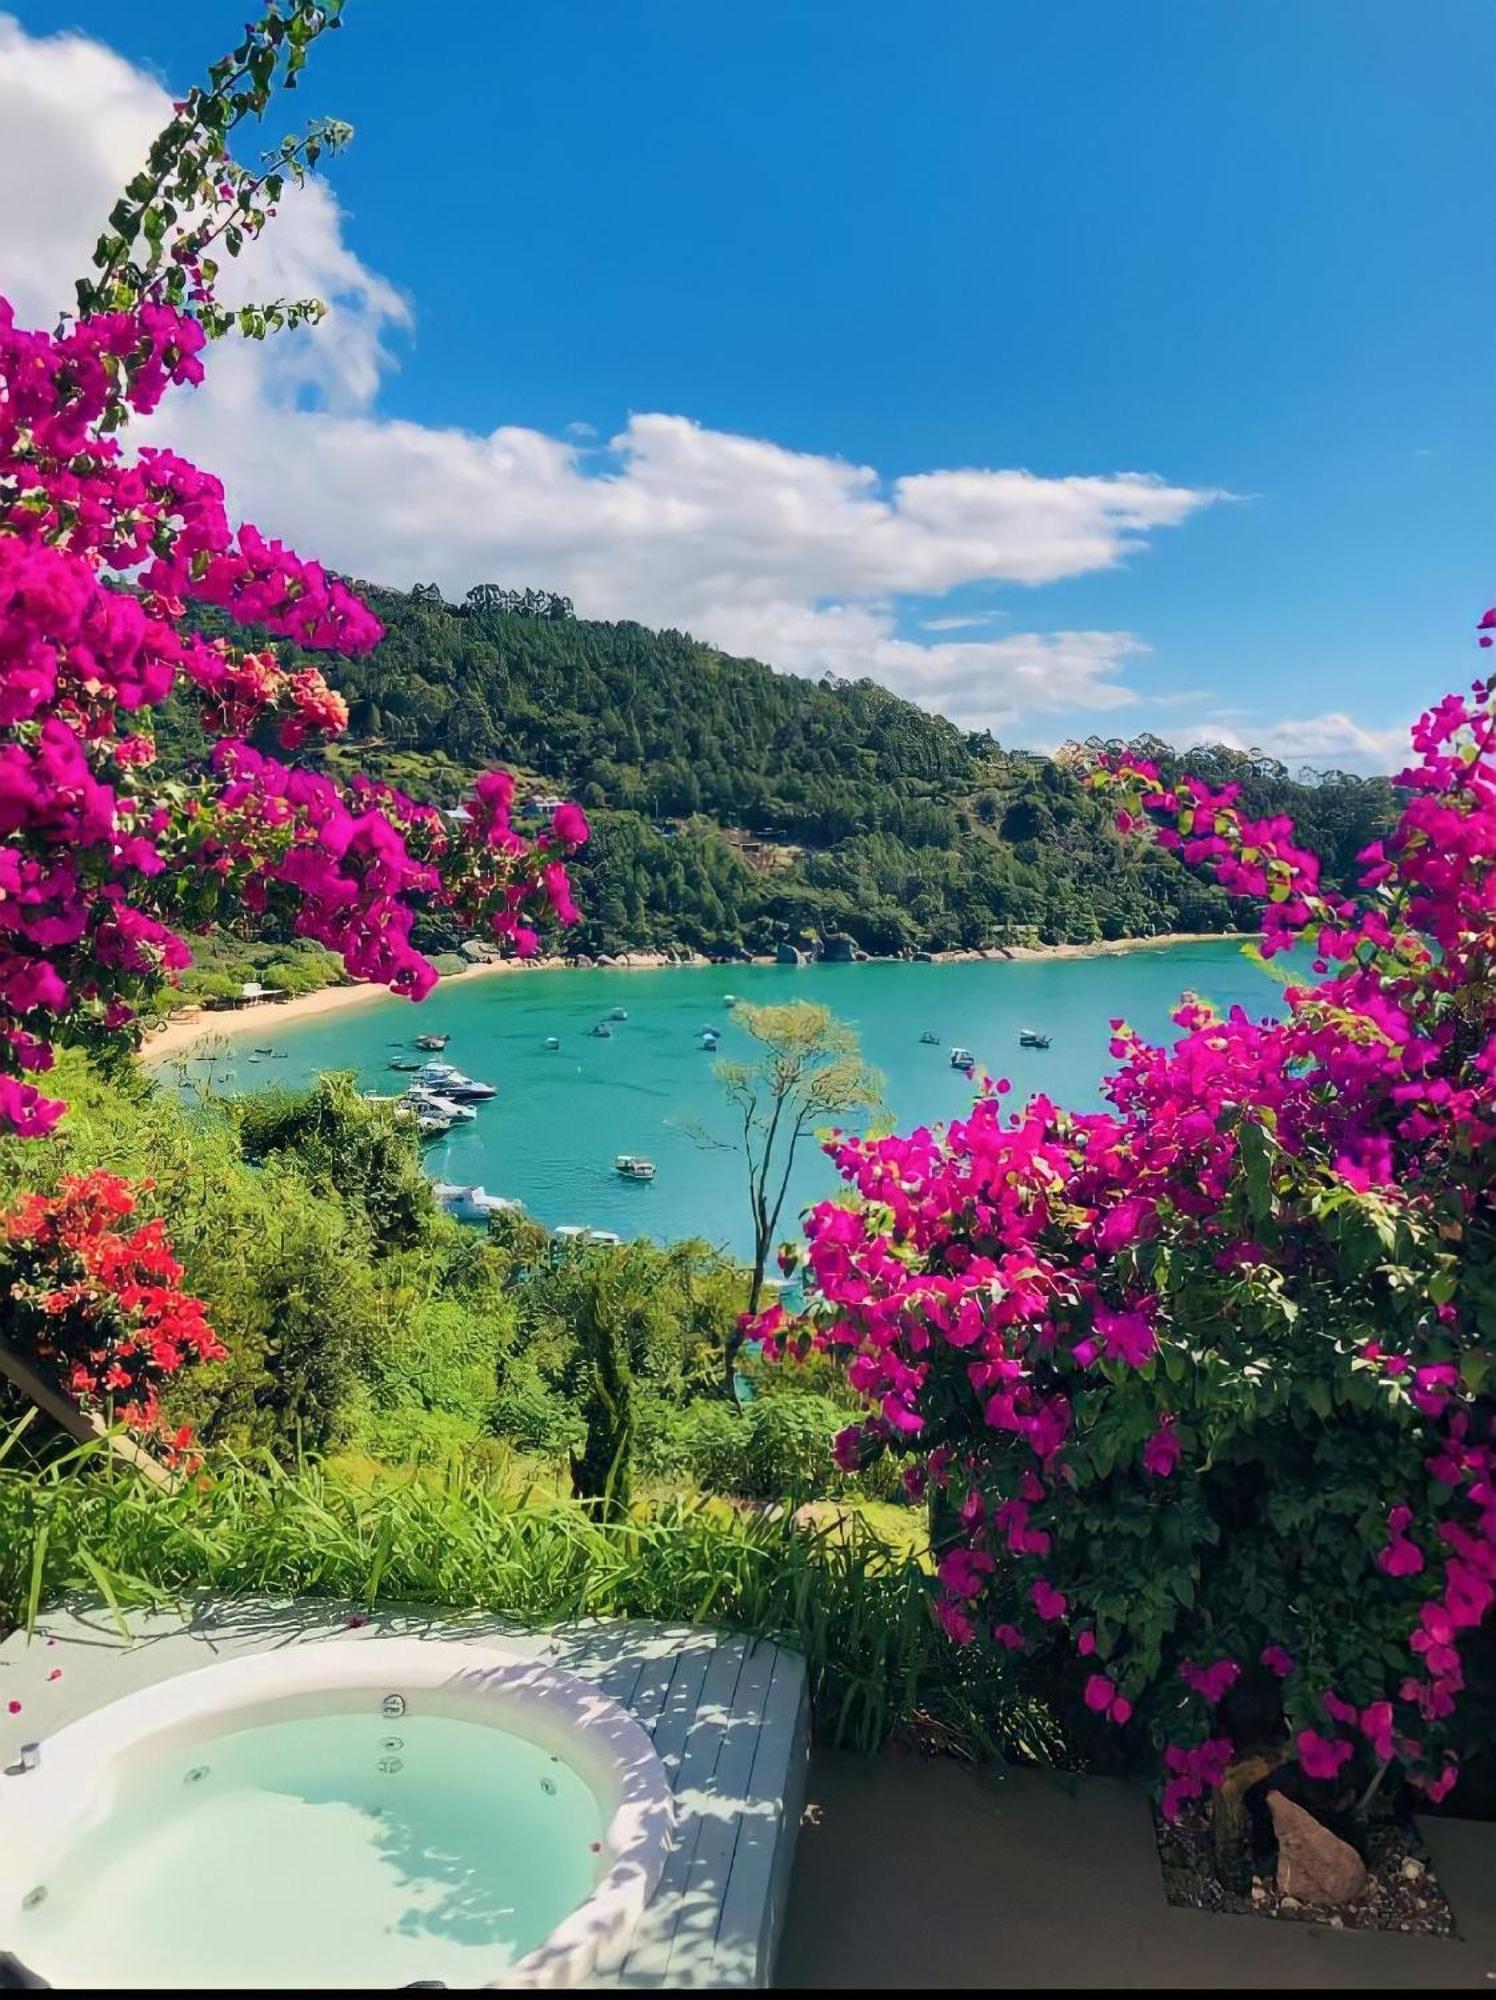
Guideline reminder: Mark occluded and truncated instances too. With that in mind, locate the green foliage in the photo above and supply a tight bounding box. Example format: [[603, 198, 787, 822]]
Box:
[[507, 1238, 736, 1408], [235, 1072, 436, 1251], [158, 587, 1395, 960], [0, 1057, 517, 1460], [637, 1392, 876, 1505], [160, 936, 342, 1015], [77, 1, 351, 347], [0, 1442, 1058, 1761], [712, 1001, 881, 1390], [568, 1293, 635, 1522]]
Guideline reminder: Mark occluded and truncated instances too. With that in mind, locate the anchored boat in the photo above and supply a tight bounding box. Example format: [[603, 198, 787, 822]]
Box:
[[1019, 1028, 1052, 1050], [414, 1060, 496, 1100], [552, 1223, 624, 1250], [407, 1086, 477, 1124], [614, 1154, 657, 1182], [433, 1182, 524, 1224], [949, 1046, 975, 1070], [415, 1032, 449, 1051], [919, 1030, 939, 1045]]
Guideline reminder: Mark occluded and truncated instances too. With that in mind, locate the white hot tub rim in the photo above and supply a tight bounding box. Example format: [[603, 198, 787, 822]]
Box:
[[0, 1637, 676, 1990]]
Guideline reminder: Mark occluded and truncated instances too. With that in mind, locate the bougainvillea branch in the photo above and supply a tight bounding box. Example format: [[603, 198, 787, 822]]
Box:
[[763, 651, 1496, 1813], [0, 12, 587, 1139]]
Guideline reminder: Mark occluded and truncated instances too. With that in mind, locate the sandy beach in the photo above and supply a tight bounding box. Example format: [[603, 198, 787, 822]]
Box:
[[139, 949, 702, 1060], [141, 931, 1248, 1063]]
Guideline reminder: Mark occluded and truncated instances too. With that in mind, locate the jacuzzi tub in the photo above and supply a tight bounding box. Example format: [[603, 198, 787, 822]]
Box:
[[0, 1638, 675, 1989]]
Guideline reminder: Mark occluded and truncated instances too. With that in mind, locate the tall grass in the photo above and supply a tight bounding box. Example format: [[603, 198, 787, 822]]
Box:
[[0, 1435, 1058, 1762]]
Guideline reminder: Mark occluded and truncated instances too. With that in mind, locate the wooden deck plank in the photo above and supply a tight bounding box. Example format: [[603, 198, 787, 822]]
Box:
[[708, 1647, 811, 1987], [615, 1632, 733, 1984], [641, 1635, 756, 1985], [662, 1635, 780, 1986]]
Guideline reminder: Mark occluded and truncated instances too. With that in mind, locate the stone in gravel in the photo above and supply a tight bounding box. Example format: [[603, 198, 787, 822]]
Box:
[[1402, 1858, 1425, 1881], [1268, 1792, 1368, 1905]]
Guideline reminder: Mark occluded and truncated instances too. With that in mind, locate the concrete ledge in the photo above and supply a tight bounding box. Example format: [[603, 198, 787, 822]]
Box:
[[779, 1750, 1496, 1990]]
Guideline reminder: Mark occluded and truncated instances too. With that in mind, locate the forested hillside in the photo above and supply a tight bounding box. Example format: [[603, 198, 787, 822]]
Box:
[[167, 582, 1398, 959]]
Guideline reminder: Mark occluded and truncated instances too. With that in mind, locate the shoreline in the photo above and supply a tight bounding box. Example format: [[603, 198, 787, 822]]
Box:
[[141, 929, 1249, 1062]]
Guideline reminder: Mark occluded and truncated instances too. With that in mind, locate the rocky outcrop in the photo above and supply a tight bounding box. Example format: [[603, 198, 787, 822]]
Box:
[[775, 943, 807, 965]]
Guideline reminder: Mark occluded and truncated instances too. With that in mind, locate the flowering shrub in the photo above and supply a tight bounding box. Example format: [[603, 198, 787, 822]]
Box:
[[763, 655, 1496, 1813], [0, 1171, 222, 1443], [0, 5, 585, 1139]]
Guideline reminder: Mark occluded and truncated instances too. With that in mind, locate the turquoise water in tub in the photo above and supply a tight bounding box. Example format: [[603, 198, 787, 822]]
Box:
[[14, 1711, 606, 1989]]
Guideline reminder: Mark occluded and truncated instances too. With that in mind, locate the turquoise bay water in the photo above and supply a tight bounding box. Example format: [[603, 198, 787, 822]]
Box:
[[173, 942, 1284, 1260]]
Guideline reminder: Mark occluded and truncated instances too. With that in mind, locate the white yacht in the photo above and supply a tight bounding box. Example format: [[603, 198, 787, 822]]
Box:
[[949, 1046, 976, 1070], [414, 1060, 496, 1101], [614, 1154, 657, 1181]]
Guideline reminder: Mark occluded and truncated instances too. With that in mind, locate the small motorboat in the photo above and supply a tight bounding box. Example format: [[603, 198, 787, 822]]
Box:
[[1019, 1029, 1052, 1050], [389, 1055, 423, 1071], [724, 993, 738, 1007], [253, 1045, 274, 1056], [415, 1032, 449, 1052], [544, 1036, 561, 1050], [949, 1046, 976, 1070], [247, 1055, 262, 1064], [592, 1021, 613, 1039], [433, 1182, 524, 1224], [614, 1154, 657, 1182], [407, 1087, 477, 1124], [552, 1224, 622, 1250], [610, 1006, 629, 1022], [919, 1030, 939, 1045], [700, 1031, 720, 1051]]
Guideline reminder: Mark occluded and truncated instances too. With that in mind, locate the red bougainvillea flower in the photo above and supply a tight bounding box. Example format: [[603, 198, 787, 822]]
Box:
[[0, 1172, 221, 1440]]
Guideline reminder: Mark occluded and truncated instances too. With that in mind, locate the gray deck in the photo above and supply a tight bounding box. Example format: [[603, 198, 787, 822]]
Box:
[[0, 1597, 810, 1988]]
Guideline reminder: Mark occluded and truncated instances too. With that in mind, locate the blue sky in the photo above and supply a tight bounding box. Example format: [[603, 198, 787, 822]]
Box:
[[6, 1, 1493, 766]]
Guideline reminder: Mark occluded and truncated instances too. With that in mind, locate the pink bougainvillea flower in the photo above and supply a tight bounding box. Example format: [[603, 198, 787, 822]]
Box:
[[1031, 1578, 1068, 1622], [1180, 1658, 1240, 1704], [1141, 1420, 1181, 1478], [1296, 1729, 1353, 1781]]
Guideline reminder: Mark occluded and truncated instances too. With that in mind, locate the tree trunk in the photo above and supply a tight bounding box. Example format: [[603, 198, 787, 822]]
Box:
[[726, 1252, 766, 1407]]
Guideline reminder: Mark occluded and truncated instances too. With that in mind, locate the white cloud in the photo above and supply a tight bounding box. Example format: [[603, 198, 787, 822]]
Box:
[[1165, 710, 1411, 773], [919, 613, 1006, 632], [0, 13, 1224, 738]]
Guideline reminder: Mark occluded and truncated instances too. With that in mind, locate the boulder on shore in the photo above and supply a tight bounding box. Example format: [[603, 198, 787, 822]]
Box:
[[775, 943, 806, 965]]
